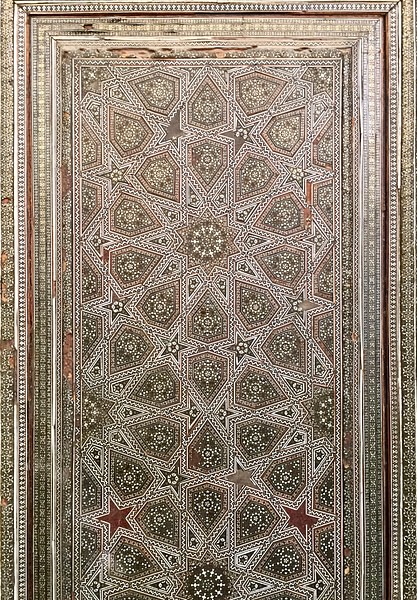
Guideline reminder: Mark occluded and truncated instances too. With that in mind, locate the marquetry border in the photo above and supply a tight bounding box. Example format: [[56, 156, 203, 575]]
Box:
[[0, 2, 415, 600]]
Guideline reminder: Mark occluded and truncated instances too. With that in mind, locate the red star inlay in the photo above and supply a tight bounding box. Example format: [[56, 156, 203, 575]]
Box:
[[98, 498, 134, 538], [283, 500, 319, 538]]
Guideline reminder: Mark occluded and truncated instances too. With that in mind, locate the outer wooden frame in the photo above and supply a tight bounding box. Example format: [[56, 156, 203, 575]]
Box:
[[0, 1, 415, 600]]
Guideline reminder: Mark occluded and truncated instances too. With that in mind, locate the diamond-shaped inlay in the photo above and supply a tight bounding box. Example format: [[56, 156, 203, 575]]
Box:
[[110, 246, 162, 289], [136, 151, 180, 202], [256, 246, 305, 289], [255, 537, 307, 581], [262, 107, 306, 156], [235, 366, 285, 409], [130, 72, 180, 116], [236, 496, 279, 545], [236, 153, 279, 200], [108, 106, 153, 157], [188, 77, 228, 130], [187, 483, 228, 533], [188, 139, 229, 190], [236, 419, 287, 461], [130, 417, 181, 461], [109, 326, 153, 374], [109, 537, 160, 581], [235, 281, 279, 330], [109, 451, 154, 500], [188, 352, 228, 403], [262, 452, 307, 500], [137, 497, 180, 546], [109, 193, 161, 238], [188, 422, 228, 474], [188, 291, 228, 343], [235, 72, 286, 115], [130, 365, 180, 408], [255, 192, 305, 236], [262, 324, 306, 372], [138, 281, 181, 329]]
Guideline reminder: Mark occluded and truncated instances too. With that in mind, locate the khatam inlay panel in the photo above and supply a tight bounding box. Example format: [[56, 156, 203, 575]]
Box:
[[74, 58, 341, 600]]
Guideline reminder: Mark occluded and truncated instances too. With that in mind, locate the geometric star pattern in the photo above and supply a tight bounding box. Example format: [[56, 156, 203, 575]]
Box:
[[76, 57, 339, 599]]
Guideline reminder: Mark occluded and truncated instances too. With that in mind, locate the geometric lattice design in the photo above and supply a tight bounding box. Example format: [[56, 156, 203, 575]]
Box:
[[109, 451, 154, 500], [109, 326, 153, 373], [255, 537, 307, 581], [255, 192, 304, 236], [235, 366, 285, 409], [108, 107, 153, 157], [188, 77, 228, 130], [130, 366, 181, 408], [255, 246, 306, 289], [137, 498, 180, 547], [136, 151, 180, 201], [262, 107, 306, 156], [178, 212, 238, 274], [187, 483, 228, 533], [262, 452, 307, 500], [109, 246, 162, 289], [236, 496, 279, 544], [235, 72, 287, 115], [130, 72, 180, 116], [130, 418, 181, 461], [188, 139, 229, 190], [138, 281, 181, 329], [236, 419, 287, 460], [188, 422, 228, 474], [76, 57, 340, 599], [109, 537, 160, 580], [109, 193, 161, 237], [235, 281, 279, 330], [187, 291, 228, 343], [262, 324, 306, 372], [188, 352, 228, 403], [236, 153, 279, 200]]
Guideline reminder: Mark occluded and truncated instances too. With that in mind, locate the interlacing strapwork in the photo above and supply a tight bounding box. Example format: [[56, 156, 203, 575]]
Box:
[[76, 59, 340, 600]]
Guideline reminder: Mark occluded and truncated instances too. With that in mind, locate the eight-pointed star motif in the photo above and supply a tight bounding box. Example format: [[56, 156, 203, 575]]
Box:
[[177, 210, 239, 274]]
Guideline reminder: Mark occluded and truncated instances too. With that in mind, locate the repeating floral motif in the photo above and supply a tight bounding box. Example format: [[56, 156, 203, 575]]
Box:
[[76, 59, 340, 600]]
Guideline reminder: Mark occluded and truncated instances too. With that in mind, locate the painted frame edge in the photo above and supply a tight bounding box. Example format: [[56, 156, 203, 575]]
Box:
[[0, 3, 415, 600]]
